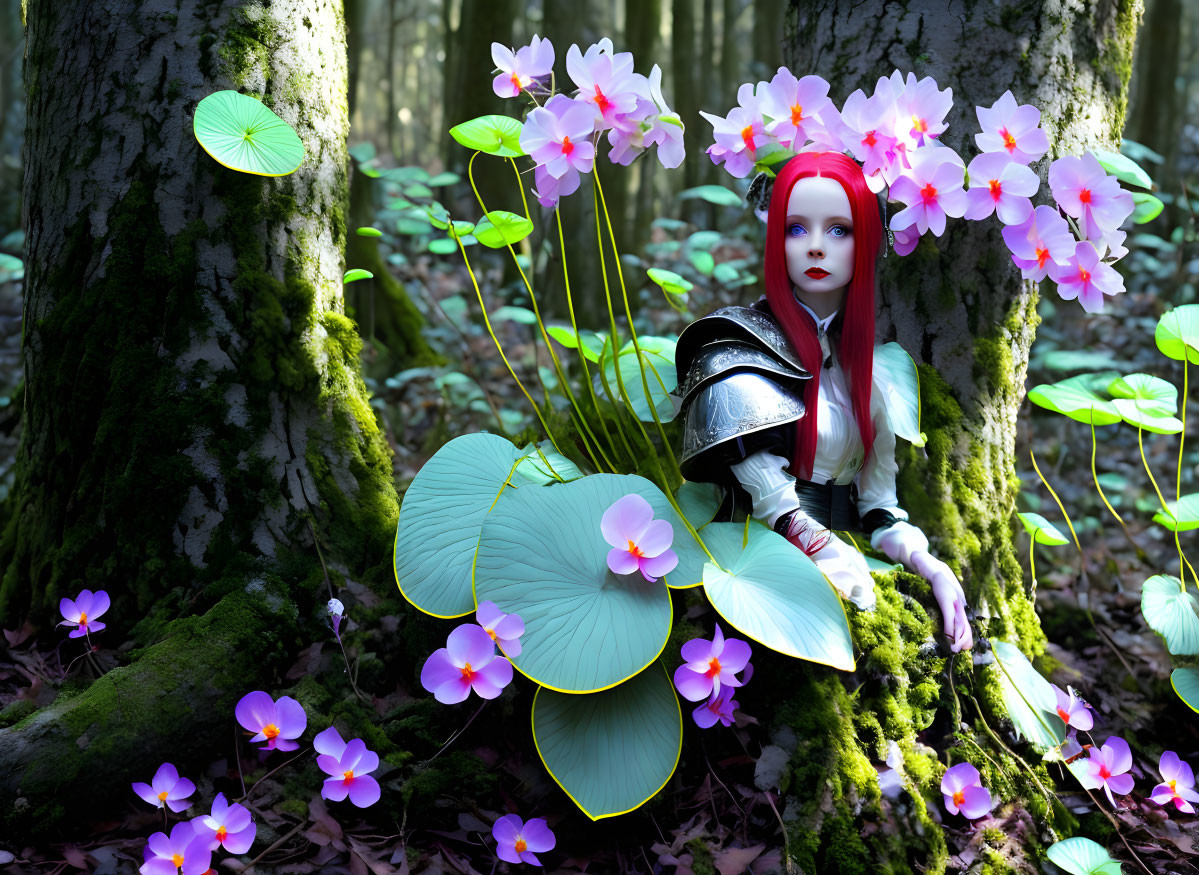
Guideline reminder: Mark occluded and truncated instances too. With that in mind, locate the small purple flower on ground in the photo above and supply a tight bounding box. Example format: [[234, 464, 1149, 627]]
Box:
[[58, 588, 110, 638], [132, 762, 196, 813], [139, 821, 211, 875], [493, 814, 555, 866], [234, 690, 308, 752], [1150, 751, 1199, 814], [692, 685, 738, 728], [191, 791, 256, 854], [420, 623, 514, 704], [476, 601, 525, 657], [600, 493, 679, 582], [941, 762, 993, 820], [1052, 684, 1094, 732], [327, 597, 344, 642], [1079, 735, 1135, 807], [316, 734, 381, 808], [673, 623, 752, 702]]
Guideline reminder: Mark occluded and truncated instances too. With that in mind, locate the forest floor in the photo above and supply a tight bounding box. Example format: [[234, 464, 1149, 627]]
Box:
[[2, 231, 1199, 873]]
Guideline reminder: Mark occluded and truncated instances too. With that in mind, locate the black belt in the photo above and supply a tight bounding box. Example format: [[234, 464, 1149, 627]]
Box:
[[794, 479, 860, 531]]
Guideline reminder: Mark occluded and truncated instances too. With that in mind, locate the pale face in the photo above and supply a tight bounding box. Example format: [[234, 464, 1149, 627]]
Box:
[[783, 176, 855, 320]]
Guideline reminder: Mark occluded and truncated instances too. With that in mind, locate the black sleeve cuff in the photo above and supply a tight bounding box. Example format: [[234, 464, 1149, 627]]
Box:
[[861, 508, 903, 536]]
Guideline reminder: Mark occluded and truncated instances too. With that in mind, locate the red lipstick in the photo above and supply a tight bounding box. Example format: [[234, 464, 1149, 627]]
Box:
[[804, 267, 830, 279]]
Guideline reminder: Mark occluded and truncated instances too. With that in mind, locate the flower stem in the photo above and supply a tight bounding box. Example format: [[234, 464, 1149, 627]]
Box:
[[1137, 426, 1199, 590], [238, 750, 311, 804], [1029, 448, 1081, 551], [234, 723, 247, 798], [424, 700, 488, 765]]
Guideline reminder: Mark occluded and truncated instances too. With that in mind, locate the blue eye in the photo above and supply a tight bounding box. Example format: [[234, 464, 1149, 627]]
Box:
[[788, 223, 806, 237], [829, 225, 850, 238]]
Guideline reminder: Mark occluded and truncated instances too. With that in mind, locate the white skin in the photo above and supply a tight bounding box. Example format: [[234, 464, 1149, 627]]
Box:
[[783, 176, 972, 651]]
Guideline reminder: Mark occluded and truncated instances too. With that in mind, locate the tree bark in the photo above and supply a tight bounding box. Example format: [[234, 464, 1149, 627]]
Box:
[[0, 0, 397, 835]]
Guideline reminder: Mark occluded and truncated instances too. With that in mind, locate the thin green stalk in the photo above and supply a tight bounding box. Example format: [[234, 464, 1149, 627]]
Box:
[[1179, 353, 1191, 591], [1030, 448, 1081, 551], [1028, 532, 1037, 590], [1137, 425, 1198, 590], [1090, 418, 1126, 528]]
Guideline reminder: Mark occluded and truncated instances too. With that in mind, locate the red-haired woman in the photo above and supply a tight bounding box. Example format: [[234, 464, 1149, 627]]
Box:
[[675, 152, 971, 651]]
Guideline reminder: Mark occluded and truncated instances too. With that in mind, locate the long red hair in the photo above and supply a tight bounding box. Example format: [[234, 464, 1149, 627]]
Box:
[[763, 152, 882, 480]]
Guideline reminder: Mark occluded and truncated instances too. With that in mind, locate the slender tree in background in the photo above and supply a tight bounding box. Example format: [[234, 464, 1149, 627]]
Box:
[[0, 0, 397, 833]]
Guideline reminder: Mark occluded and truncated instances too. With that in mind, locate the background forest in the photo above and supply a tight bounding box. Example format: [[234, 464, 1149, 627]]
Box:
[[0, 0, 1198, 873]]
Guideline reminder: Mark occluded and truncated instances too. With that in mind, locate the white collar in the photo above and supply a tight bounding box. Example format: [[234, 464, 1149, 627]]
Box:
[[796, 298, 839, 333]]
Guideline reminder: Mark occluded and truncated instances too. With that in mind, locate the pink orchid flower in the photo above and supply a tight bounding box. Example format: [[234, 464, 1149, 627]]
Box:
[[314, 728, 381, 808], [234, 690, 308, 752], [1000, 204, 1076, 281], [892, 224, 921, 256], [1079, 735, 1135, 806], [839, 87, 901, 180], [532, 163, 581, 209], [191, 791, 256, 854], [420, 623, 513, 704], [58, 588, 110, 638], [140, 821, 211, 875], [974, 90, 1049, 164], [941, 762, 993, 820], [888, 148, 967, 237], [476, 600, 525, 657], [1048, 240, 1125, 314], [565, 40, 642, 129], [701, 84, 772, 178], [1048, 152, 1135, 242], [693, 685, 739, 729], [520, 94, 596, 181], [673, 623, 752, 702], [491, 34, 554, 99], [893, 71, 952, 148], [1051, 684, 1094, 732], [642, 64, 685, 169], [600, 493, 679, 582], [132, 762, 196, 813], [1150, 751, 1199, 814], [758, 68, 831, 150], [964, 152, 1038, 225], [494, 814, 556, 866]]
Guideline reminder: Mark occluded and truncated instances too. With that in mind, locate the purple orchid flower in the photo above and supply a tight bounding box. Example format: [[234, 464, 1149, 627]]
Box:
[[892, 223, 921, 256], [491, 34, 554, 99], [191, 791, 256, 854], [700, 84, 771, 179], [641, 64, 685, 169], [1001, 204, 1076, 282], [693, 685, 739, 729], [600, 493, 679, 583], [234, 690, 308, 752], [839, 86, 900, 181], [1052, 684, 1094, 732], [131, 762, 196, 813], [520, 93, 596, 181], [673, 623, 752, 702], [757, 68, 831, 150], [531, 163, 582, 209], [493, 814, 556, 866], [893, 71, 952, 148], [941, 762, 993, 820], [1150, 751, 1199, 814], [565, 40, 642, 129], [963, 151, 1038, 225], [1048, 240, 1125, 314], [58, 588, 110, 638], [327, 597, 344, 642], [974, 90, 1049, 165], [888, 147, 967, 238], [420, 623, 513, 704], [139, 821, 211, 875], [476, 601, 525, 657], [1079, 735, 1135, 807], [1048, 152, 1135, 242], [315, 729, 381, 808]]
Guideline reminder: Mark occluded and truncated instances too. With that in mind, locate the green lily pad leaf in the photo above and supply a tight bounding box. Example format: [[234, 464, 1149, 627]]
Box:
[[865, 555, 902, 573], [474, 474, 675, 692], [473, 211, 534, 248], [990, 640, 1065, 753], [448, 220, 476, 238], [678, 184, 743, 207], [193, 90, 305, 177], [449, 114, 526, 157], [404, 182, 435, 199], [1132, 191, 1164, 224], [1039, 349, 1129, 372], [355, 226, 383, 238], [428, 237, 459, 255], [1153, 494, 1199, 531], [343, 269, 374, 283], [533, 664, 681, 820], [428, 171, 461, 186], [491, 305, 539, 325], [347, 142, 376, 163], [546, 326, 606, 363], [1046, 837, 1124, 875], [423, 203, 451, 229], [383, 166, 430, 185], [700, 522, 854, 670], [674, 480, 721, 531], [1091, 147, 1152, 190], [1028, 375, 1121, 425], [689, 250, 716, 275], [874, 342, 924, 447], [395, 433, 526, 618], [1017, 512, 1069, 546], [1114, 399, 1183, 433], [1171, 667, 1199, 714], [1109, 373, 1179, 432], [647, 268, 693, 296], [396, 216, 433, 235], [597, 336, 680, 422], [1141, 574, 1199, 654], [1155, 306, 1199, 364], [511, 443, 585, 486]]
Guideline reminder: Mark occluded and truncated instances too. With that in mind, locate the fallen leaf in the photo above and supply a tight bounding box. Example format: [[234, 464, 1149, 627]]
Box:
[[714, 843, 764, 875]]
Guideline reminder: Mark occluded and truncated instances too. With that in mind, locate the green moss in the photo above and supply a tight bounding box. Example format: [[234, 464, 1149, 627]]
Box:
[[684, 837, 717, 875]]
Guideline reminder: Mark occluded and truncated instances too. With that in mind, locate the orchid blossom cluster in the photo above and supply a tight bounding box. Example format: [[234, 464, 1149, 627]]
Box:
[[419, 601, 522, 704], [673, 624, 752, 728], [701, 69, 1137, 313], [489, 35, 683, 208]]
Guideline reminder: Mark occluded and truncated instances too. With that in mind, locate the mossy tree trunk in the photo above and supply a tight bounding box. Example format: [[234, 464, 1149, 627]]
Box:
[[0, 0, 398, 835], [754, 2, 1141, 870]]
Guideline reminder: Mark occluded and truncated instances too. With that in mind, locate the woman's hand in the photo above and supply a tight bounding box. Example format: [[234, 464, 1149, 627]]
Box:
[[810, 534, 876, 611], [910, 550, 972, 652]]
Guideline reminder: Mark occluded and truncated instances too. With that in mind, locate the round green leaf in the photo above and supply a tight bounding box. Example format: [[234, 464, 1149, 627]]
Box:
[[1153, 494, 1199, 531], [1028, 376, 1120, 425], [597, 336, 680, 422], [533, 664, 681, 820], [647, 268, 693, 296], [473, 211, 534, 248], [689, 250, 716, 275], [1131, 191, 1164, 224], [428, 238, 459, 255], [1171, 667, 1199, 714], [1141, 574, 1199, 654], [491, 305, 539, 325], [700, 522, 854, 671], [511, 443, 585, 486], [394, 433, 526, 617], [343, 269, 374, 283], [1109, 373, 1176, 410], [1090, 147, 1152, 190], [990, 640, 1065, 753], [674, 480, 721, 531], [874, 342, 924, 447], [449, 114, 526, 157], [1155, 306, 1199, 364], [474, 474, 675, 693], [428, 171, 461, 186], [546, 325, 606, 363], [1046, 837, 1124, 875], [678, 184, 743, 207], [355, 226, 383, 238], [1115, 400, 1184, 433], [1017, 512, 1069, 546], [193, 90, 305, 177]]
